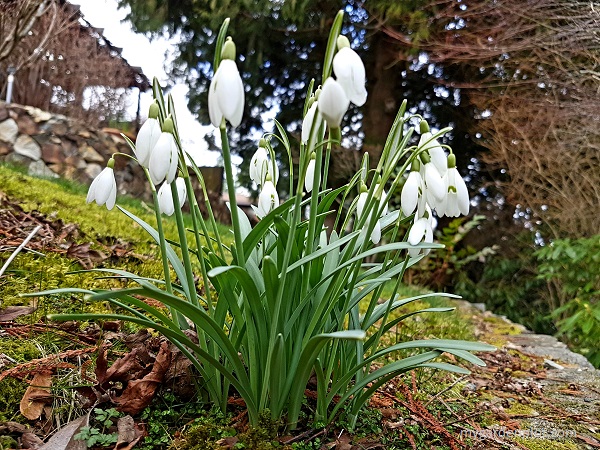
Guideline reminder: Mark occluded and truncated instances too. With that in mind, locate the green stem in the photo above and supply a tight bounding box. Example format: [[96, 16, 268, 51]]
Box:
[[220, 123, 245, 263]]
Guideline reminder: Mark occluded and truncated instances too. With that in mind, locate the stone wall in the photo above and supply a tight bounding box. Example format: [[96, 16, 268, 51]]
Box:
[[0, 101, 152, 200]]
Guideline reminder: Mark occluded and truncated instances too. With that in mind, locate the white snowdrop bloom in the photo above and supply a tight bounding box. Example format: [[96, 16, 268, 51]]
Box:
[[87, 162, 117, 211], [257, 180, 279, 218], [302, 101, 323, 145], [401, 170, 422, 217], [135, 116, 161, 168], [370, 220, 382, 245], [208, 39, 244, 128], [408, 216, 434, 258], [157, 178, 187, 216], [418, 131, 447, 176], [333, 36, 367, 107], [441, 155, 470, 217], [375, 183, 389, 216], [423, 161, 445, 202], [305, 156, 316, 193], [318, 78, 350, 129], [149, 126, 179, 186], [250, 145, 269, 186]]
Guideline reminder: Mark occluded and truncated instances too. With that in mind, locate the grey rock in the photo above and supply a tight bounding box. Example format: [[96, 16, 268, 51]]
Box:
[[507, 333, 595, 369], [14, 135, 41, 160], [85, 163, 102, 180], [0, 118, 19, 144], [81, 145, 105, 163], [28, 160, 59, 178]]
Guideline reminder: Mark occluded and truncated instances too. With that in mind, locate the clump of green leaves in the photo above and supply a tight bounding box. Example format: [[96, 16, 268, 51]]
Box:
[[74, 408, 121, 447], [536, 235, 600, 366]]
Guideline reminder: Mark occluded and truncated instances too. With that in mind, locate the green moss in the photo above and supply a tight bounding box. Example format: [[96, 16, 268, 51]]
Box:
[[504, 401, 538, 416], [0, 338, 41, 362], [0, 378, 27, 422], [483, 316, 523, 335], [513, 437, 577, 450]]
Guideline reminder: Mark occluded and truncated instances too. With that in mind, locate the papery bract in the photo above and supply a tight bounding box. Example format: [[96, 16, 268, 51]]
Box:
[[333, 46, 367, 107], [318, 78, 350, 129], [149, 131, 179, 185], [86, 166, 117, 210], [158, 178, 187, 216]]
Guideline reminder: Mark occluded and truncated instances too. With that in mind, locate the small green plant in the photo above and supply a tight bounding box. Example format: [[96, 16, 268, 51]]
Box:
[[74, 407, 121, 447], [28, 10, 494, 431], [536, 235, 600, 366]]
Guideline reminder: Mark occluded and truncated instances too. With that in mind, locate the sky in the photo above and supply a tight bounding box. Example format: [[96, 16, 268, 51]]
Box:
[[74, 0, 222, 166]]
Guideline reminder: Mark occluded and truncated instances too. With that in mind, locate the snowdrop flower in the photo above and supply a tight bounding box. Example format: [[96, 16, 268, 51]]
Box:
[[87, 158, 117, 210], [302, 100, 323, 145], [256, 177, 279, 218], [208, 37, 244, 128], [135, 102, 161, 168], [318, 77, 350, 130], [305, 153, 317, 193], [421, 153, 445, 203], [408, 215, 434, 258], [400, 161, 423, 217], [157, 178, 187, 216], [250, 144, 268, 185], [418, 121, 447, 175], [148, 117, 179, 186], [440, 154, 470, 217], [333, 35, 367, 107]]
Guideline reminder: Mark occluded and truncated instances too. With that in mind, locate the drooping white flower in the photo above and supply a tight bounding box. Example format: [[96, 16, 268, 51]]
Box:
[[318, 77, 350, 129], [157, 178, 187, 216], [148, 118, 179, 186], [440, 155, 470, 217], [257, 179, 279, 218], [250, 145, 268, 185], [208, 38, 244, 128], [423, 160, 445, 202], [135, 103, 161, 167], [87, 161, 117, 210], [401, 169, 423, 217], [375, 183, 389, 216], [418, 131, 447, 176], [305, 155, 316, 193], [333, 36, 367, 106], [302, 101, 322, 145], [408, 216, 434, 258]]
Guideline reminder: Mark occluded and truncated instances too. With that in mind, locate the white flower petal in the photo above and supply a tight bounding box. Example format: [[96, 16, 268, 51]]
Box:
[[455, 170, 470, 215], [401, 171, 421, 217], [305, 158, 316, 193], [105, 177, 117, 210], [176, 177, 187, 207], [302, 102, 321, 145], [356, 191, 368, 219], [158, 182, 175, 216], [424, 162, 445, 202], [215, 60, 244, 127], [257, 181, 279, 218], [318, 78, 349, 128], [94, 168, 115, 206], [250, 147, 268, 185], [370, 220, 381, 244], [419, 132, 447, 175], [208, 74, 223, 127], [333, 47, 367, 106], [149, 132, 177, 185], [135, 118, 161, 167], [408, 217, 428, 246]]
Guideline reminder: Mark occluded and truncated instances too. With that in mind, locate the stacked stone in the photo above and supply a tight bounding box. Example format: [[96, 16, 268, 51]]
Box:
[[0, 101, 150, 200]]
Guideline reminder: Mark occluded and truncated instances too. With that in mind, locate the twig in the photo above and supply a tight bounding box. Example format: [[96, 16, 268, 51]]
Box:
[[282, 428, 326, 445], [425, 375, 469, 407], [0, 225, 42, 277]]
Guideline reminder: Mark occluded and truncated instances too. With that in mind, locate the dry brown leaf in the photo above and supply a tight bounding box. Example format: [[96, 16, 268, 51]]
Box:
[[114, 415, 145, 450], [114, 342, 171, 415], [39, 414, 88, 450], [20, 371, 52, 420], [0, 306, 36, 322], [215, 436, 240, 448]]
